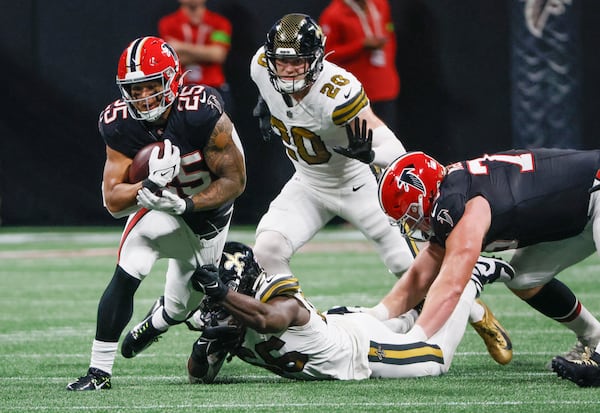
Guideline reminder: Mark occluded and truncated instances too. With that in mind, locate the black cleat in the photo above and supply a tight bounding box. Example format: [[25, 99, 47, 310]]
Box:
[[66, 367, 111, 391], [121, 312, 165, 359], [552, 353, 600, 387]]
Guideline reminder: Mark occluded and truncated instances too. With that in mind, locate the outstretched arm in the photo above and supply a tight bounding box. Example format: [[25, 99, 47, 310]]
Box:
[[334, 108, 405, 168], [221, 293, 309, 334], [415, 196, 491, 338], [191, 266, 310, 333], [379, 242, 443, 319]]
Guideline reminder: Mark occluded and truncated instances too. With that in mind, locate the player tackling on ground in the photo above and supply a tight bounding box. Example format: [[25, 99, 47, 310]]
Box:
[[373, 149, 600, 387], [185, 241, 503, 381]]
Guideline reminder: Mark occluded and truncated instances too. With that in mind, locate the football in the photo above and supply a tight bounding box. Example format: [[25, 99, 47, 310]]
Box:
[[128, 142, 165, 183]]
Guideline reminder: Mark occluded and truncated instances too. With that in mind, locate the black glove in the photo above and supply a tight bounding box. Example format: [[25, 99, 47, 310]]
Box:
[[191, 264, 228, 301], [252, 95, 274, 142], [188, 334, 230, 384], [333, 117, 375, 164]]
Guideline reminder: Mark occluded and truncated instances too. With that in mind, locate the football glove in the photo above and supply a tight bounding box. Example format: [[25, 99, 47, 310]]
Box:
[[191, 264, 229, 301], [147, 139, 181, 187], [252, 95, 274, 142], [136, 188, 194, 215], [188, 314, 242, 384], [188, 332, 232, 384], [333, 117, 375, 164]]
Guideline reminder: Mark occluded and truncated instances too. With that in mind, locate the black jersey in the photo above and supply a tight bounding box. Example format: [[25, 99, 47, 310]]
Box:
[[98, 85, 233, 236], [430, 148, 600, 251]]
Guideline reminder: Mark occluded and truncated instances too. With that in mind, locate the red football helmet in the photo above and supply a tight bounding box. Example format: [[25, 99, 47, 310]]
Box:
[[116, 36, 182, 122], [378, 152, 445, 240]]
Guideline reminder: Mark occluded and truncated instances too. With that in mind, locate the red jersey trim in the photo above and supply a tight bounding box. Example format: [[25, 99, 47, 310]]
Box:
[[117, 208, 150, 261]]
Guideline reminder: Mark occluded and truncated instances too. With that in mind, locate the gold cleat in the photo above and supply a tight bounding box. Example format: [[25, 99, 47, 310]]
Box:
[[470, 298, 513, 365]]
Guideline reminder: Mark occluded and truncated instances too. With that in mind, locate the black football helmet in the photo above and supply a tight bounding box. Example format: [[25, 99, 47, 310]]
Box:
[[265, 13, 326, 94], [188, 241, 262, 383], [219, 241, 263, 296]]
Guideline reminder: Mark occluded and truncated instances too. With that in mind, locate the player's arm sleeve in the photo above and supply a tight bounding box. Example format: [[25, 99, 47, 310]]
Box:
[[371, 125, 406, 169]]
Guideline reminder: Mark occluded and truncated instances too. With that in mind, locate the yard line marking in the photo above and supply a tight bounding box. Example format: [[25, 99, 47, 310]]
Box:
[[3, 400, 600, 410]]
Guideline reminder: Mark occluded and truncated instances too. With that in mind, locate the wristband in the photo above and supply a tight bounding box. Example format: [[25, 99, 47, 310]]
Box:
[[142, 179, 161, 193], [183, 197, 195, 215]]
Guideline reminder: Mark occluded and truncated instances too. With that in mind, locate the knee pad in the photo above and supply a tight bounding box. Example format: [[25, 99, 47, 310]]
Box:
[[381, 246, 415, 277], [253, 231, 294, 274]]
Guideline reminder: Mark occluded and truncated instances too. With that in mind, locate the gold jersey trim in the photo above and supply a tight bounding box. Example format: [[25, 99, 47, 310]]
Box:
[[332, 88, 369, 126], [257, 274, 302, 303], [368, 340, 444, 365]]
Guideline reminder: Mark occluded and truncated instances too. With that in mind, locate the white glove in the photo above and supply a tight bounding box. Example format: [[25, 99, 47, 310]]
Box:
[[136, 188, 193, 215], [147, 139, 181, 188]]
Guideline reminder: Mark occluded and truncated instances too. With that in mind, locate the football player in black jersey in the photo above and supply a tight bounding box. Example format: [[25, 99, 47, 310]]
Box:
[[375, 148, 600, 387], [67, 36, 246, 390]]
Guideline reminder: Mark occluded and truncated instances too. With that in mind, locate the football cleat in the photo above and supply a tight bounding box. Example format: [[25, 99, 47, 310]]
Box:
[[470, 299, 513, 365], [552, 352, 600, 387], [66, 367, 111, 391], [121, 306, 166, 358], [324, 306, 366, 315], [546, 340, 592, 370]]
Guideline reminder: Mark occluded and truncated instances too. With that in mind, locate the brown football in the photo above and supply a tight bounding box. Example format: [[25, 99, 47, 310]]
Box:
[[128, 142, 165, 183]]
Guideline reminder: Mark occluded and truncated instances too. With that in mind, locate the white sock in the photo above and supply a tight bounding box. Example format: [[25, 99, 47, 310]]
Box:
[[565, 305, 600, 348], [468, 290, 485, 323], [151, 305, 170, 331], [90, 340, 118, 375], [383, 309, 418, 333], [366, 303, 390, 321], [404, 324, 427, 342]]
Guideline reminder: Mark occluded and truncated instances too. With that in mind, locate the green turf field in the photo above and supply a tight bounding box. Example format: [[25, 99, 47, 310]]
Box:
[[1, 226, 600, 412]]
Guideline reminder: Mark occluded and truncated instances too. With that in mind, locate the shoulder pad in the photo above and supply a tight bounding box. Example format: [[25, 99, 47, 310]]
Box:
[[255, 273, 302, 303], [332, 87, 369, 126]]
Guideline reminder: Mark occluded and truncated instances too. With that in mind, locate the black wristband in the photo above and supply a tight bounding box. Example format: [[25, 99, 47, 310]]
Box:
[[142, 179, 161, 193], [211, 285, 229, 302], [183, 197, 195, 215]]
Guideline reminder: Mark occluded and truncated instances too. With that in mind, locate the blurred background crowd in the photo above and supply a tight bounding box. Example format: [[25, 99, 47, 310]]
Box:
[[1, 0, 598, 226]]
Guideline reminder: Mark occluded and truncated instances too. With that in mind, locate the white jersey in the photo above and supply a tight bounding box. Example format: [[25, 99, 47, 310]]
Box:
[[233, 277, 479, 381], [250, 47, 374, 188], [237, 291, 371, 380], [235, 294, 464, 381]]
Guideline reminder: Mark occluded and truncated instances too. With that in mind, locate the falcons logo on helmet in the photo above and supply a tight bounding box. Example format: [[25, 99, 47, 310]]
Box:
[[397, 167, 426, 194]]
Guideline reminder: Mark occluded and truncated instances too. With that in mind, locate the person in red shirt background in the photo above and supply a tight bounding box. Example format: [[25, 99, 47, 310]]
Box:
[[159, 0, 233, 112], [320, 0, 400, 135]]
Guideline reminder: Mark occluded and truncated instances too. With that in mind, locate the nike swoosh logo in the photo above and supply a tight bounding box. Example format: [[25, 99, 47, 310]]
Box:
[[159, 166, 176, 177], [344, 89, 352, 99], [352, 184, 365, 192], [495, 322, 513, 350]]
